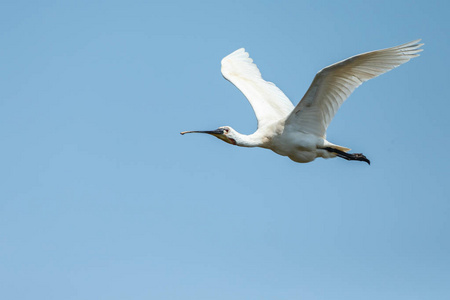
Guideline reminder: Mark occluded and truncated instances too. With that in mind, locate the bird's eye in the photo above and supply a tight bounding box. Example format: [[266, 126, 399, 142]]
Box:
[[223, 128, 229, 134]]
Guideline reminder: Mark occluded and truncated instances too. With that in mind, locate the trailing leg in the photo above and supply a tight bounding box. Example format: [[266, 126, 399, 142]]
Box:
[[323, 147, 370, 165]]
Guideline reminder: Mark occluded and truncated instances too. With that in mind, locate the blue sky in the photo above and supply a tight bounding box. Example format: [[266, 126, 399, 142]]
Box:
[[1, 0, 449, 299]]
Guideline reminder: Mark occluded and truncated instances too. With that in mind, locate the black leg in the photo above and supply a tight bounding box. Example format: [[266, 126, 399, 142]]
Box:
[[323, 147, 370, 165]]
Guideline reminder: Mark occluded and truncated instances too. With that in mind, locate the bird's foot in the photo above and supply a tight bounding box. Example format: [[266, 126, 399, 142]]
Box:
[[351, 153, 370, 165]]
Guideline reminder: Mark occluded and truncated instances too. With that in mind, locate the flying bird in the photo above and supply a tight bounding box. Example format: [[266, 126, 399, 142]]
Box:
[[181, 40, 423, 165]]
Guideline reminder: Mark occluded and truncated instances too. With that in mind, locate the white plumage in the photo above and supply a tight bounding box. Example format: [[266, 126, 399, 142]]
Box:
[[182, 40, 423, 165]]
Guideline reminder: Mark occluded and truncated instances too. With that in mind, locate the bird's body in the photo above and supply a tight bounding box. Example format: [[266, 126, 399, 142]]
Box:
[[211, 119, 343, 163], [182, 40, 423, 164]]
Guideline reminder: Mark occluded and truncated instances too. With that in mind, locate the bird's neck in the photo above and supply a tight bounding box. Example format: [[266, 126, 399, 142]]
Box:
[[234, 131, 266, 148]]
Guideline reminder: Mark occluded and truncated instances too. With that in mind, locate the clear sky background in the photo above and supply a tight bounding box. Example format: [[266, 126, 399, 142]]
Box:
[[1, 1, 449, 299]]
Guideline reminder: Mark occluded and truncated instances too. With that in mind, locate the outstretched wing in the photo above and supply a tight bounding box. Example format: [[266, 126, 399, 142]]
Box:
[[285, 39, 424, 138], [221, 49, 294, 128]]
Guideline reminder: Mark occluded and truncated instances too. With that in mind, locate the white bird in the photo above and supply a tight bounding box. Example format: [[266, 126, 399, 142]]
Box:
[[181, 40, 423, 165]]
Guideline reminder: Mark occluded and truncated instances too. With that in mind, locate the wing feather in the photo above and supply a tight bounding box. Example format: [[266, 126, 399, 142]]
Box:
[[285, 39, 424, 137], [221, 49, 294, 128]]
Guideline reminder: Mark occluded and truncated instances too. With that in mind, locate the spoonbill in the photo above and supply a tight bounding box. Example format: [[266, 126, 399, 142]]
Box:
[[181, 40, 423, 165]]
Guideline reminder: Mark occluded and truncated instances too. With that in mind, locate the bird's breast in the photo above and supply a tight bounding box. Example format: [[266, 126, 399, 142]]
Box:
[[267, 131, 323, 163]]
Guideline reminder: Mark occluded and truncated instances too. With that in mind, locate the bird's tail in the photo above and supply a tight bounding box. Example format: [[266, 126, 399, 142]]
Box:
[[327, 143, 351, 152]]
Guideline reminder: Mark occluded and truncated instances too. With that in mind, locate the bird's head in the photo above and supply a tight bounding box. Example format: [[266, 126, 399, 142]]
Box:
[[180, 126, 238, 145]]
